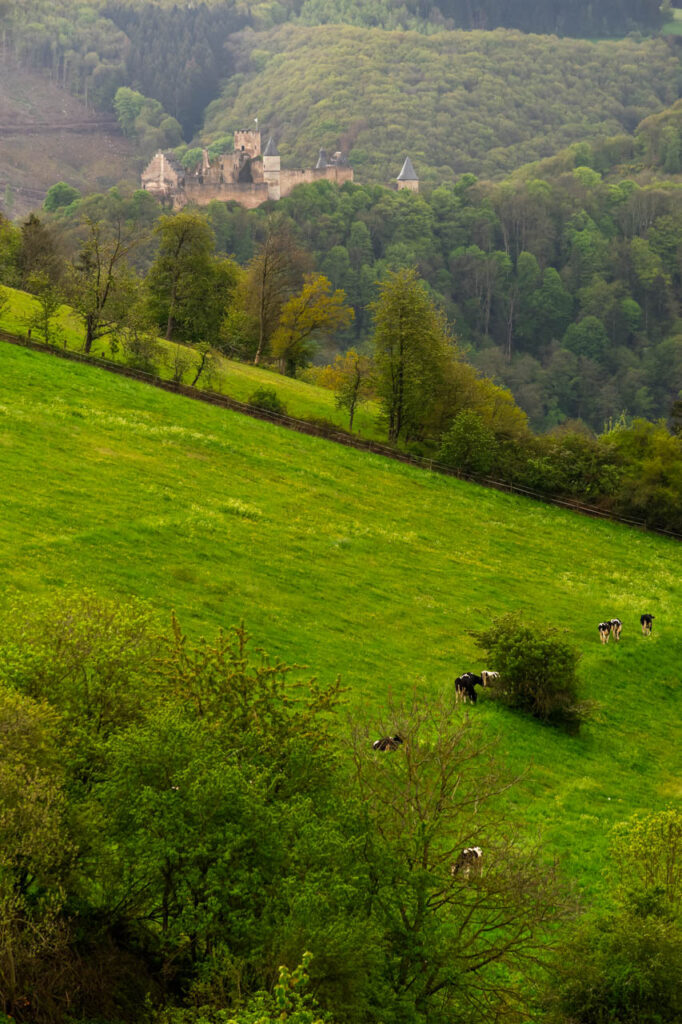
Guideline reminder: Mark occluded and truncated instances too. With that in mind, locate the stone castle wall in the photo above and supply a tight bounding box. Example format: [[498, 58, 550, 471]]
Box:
[[279, 165, 354, 196], [175, 179, 270, 210]]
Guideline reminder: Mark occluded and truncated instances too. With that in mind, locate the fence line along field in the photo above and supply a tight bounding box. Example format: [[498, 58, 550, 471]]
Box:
[[2, 341, 681, 895]]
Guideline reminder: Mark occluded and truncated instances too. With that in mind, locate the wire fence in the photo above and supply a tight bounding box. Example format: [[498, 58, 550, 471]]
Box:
[[3, 329, 681, 543]]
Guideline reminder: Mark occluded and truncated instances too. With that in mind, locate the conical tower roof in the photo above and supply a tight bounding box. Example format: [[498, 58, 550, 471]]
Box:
[[397, 156, 418, 181], [264, 136, 279, 156]]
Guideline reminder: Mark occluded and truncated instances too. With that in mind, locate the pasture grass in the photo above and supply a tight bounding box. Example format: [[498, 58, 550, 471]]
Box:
[[0, 285, 383, 437], [1, 342, 681, 902], [661, 7, 682, 33]]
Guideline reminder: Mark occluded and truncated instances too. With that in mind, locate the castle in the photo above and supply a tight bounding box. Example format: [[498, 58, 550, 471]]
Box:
[[141, 129, 354, 210]]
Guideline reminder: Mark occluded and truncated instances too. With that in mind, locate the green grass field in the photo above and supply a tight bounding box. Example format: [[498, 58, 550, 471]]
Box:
[[2, 341, 681, 899], [0, 285, 383, 437], [661, 7, 682, 33]]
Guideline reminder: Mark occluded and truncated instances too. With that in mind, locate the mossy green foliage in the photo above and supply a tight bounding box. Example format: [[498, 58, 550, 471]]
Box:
[[2, 341, 682, 892], [205, 27, 681, 183]]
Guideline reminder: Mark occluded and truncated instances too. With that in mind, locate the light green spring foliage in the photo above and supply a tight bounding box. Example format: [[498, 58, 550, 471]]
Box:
[[0, 284, 382, 435], [610, 808, 682, 908], [2, 341, 682, 891], [205, 27, 682, 183], [156, 955, 331, 1024]]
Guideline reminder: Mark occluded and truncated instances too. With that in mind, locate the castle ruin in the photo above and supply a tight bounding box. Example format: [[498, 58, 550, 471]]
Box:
[[141, 129, 354, 210]]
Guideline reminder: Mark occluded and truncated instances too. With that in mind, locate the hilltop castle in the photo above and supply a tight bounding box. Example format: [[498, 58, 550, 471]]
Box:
[[141, 129, 354, 210]]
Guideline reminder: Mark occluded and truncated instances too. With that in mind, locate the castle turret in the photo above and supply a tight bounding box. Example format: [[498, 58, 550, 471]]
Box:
[[397, 156, 419, 192], [234, 129, 261, 157], [263, 136, 281, 200]]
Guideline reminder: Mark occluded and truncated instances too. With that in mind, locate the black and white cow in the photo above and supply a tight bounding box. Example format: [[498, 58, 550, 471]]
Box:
[[609, 618, 622, 641], [455, 672, 485, 703], [372, 735, 403, 752], [481, 670, 499, 688], [598, 622, 612, 644], [640, 613, 655, 636], [451, 846, 483, 877]]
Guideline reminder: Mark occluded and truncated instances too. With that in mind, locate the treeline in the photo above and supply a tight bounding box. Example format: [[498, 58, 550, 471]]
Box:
[[195, 154, 682, 437], [3, 591, 682, 1024], [210, 27, 682, 183], [435, 0, 663, 35]]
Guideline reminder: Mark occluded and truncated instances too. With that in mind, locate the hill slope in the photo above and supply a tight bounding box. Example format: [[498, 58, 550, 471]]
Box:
[[0, 59, 137, 219], [2, 341, 681, 891], [205, 27, 682, 183]]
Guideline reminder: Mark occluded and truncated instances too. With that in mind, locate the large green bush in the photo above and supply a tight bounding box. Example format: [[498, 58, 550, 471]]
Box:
[[471, 613, 587, 731]]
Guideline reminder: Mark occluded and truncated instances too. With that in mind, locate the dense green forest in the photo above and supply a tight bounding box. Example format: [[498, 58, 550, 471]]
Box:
[[206, 27, 682, 183], [0, 0, 678, 147]]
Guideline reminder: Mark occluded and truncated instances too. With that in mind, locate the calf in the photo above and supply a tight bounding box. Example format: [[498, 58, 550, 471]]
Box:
[[609, 618, 622, 641], [598, 622, 611, 644], [481, 670, 499, 687], [451, 846, 483, 878], [372, 735, 403, 752], [640, 613, 654, 636], [455, 672, 485, 704]]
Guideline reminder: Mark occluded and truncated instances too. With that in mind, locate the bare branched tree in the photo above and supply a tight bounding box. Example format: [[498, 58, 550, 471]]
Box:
[[350, 693, 570, 1024], [67, 218, 142, 353]]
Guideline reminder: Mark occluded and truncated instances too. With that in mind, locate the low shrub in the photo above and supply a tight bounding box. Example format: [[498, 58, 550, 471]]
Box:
[[247, 387, 287, 416]]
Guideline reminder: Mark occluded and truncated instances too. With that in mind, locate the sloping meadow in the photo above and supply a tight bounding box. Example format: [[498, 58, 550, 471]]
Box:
[[1, 342, 681, 891]]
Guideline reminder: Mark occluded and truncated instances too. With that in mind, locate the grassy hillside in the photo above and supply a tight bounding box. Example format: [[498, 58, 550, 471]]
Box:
[[0, 286, 383, 435], [205, 27, 682, 183], [2, 339, 681, 895]]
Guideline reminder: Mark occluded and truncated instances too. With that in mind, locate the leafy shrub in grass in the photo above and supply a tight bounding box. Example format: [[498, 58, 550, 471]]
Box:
[[438, 410, 498, 475], [471, 613, 588, 732], [247, 387, 287, 416]]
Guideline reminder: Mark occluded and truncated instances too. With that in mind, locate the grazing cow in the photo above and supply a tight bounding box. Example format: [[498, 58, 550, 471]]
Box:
[[451, 846, 483, 877], [373, 735, 403, 752], [598, 622, 611, 644], [481, 670, 499, 687], [455, 672, 485, 704], [609, 618, 622, 641], [640, 613, 655, 636]]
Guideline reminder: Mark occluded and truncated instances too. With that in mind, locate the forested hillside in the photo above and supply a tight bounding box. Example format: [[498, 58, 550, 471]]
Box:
[[206, 27, 682, 183], [0, 0, 677, 150]]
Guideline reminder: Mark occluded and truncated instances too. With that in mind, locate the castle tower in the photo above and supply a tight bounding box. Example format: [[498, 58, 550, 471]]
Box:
[[397, 156, 419, 192], [233, 129, 261, 157], [263, 136, 281, 200]]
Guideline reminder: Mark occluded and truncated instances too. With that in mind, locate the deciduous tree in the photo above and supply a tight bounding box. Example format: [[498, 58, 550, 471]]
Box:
[[372, 268, 451, 442], [67, 218, 141, 353], [332, 347, 373, 430], [271, 273, 353, 375], [243, 218, 310, 365]]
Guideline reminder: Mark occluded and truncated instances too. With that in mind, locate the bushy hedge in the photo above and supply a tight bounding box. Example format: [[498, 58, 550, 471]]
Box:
[[471, 613, 588, 732]]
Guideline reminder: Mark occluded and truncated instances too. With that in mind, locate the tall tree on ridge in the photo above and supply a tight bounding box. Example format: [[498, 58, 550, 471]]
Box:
[[372, 268, 451, 442]]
